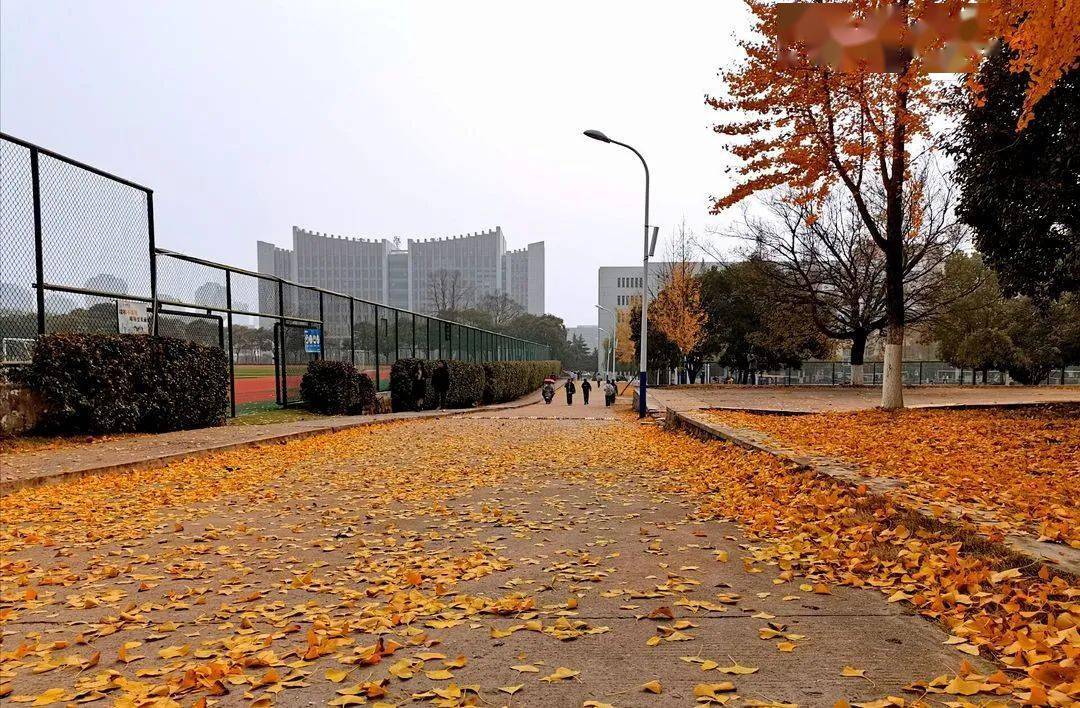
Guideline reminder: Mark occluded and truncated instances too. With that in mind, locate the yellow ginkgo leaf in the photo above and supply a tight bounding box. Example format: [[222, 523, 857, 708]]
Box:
[[498, 685, 523, 695], [540, 667, 579, 682], [641, 680, 662, 693], [424, 669, 454, 680], [325, 668, 349, 683]]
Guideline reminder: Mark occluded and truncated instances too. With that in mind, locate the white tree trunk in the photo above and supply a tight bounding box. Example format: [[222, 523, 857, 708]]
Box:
[[880, 327, 905, 409], [850, 363, 864, 386]]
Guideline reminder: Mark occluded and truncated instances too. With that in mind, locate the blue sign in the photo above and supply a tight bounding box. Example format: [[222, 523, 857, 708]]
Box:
[[304, 328, 321, 353]]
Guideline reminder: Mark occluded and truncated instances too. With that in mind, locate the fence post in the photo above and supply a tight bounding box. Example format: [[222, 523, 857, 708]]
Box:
[[318, 291, 325, 360], [919, 360, 924, 385], [225, 270, 236, 418], [147, 191, 158, 335], [374, 307, 381, 391], [274, 280, 282, 403], [393, 310, 399, 364], [29, 147, 45, 335], [411, 314, 416, 358], [831, 361, 836, 385], [349, 299, 355, 365]]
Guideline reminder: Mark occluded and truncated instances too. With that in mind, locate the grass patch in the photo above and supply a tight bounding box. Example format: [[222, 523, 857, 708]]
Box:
[[230, 401, 323, 426]]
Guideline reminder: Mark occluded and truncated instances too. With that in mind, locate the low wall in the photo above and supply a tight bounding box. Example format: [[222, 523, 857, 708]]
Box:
[[0, 378, 43, 436]]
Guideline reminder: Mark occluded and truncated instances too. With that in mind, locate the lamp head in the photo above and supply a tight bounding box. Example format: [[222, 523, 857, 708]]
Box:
[[583, 129, 611, 143]]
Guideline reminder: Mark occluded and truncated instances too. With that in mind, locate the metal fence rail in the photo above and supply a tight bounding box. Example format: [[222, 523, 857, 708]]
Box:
[[651, 361, 1079, 387], [0, 132, 551, 416]]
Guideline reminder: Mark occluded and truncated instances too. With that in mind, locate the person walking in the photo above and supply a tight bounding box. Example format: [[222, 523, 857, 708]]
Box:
[[411, 362, 427, 410], [580, 378, 591, 405], [541, 379, 555, 404], [564, 377, 576, 405], [604, 379, 616, 407], [432, 360, 450, 410]]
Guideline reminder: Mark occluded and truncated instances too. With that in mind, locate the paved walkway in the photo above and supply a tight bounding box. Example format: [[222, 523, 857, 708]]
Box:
[[1, 399, 995, 707], [0, 388, 562, 491], [649, 384, 1080, 413]]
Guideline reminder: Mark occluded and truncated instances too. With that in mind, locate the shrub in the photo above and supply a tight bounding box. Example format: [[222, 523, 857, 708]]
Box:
[[22, 333, 228, 434], [442, 360, 485, 408], [300, 360, 377, 415], [392, 358, 562, 410], [390, 358, 434, 412], [483, 360, 562, 403]]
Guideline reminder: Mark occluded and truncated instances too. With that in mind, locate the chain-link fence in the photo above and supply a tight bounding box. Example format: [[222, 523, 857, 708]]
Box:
[[655, 361, 1080, 386], [1, 132, 552, 416]]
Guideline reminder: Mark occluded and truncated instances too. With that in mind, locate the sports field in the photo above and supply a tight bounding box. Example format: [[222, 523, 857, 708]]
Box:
[[230, 363, 388, 405]]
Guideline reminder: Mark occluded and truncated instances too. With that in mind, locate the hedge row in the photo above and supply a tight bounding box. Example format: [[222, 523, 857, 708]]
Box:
[[21, 333, 228, 434], [391, 359, 561, 412], [299, 360, 377, 415]]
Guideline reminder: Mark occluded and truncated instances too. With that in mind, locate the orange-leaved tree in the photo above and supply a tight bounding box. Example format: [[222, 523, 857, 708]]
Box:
[[615, 304, 635, 370], [711, 0, 1077, 408], [712, 0, 946, 408], [651, 262, 707, 382], [981, 0, 1080, 128]]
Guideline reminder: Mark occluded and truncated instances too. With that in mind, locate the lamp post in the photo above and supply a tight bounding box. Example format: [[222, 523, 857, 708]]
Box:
[[596, 304, 616, 381], [584, 129, 650, 417], [597, 326, 611, 380]]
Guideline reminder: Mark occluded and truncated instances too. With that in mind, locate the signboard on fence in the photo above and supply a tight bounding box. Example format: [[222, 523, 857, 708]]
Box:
[[304, 327, 321, 353], [117, 300, 150, 334]]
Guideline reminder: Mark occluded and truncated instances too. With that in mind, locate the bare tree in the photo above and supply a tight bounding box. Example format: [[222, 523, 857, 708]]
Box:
[[477, 292, 524, 327], [427, 269, 474, 314], [721, 165, 967, 384]]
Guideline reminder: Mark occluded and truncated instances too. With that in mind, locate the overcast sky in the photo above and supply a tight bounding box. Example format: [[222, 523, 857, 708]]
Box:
[[1, 1, 751, 326]]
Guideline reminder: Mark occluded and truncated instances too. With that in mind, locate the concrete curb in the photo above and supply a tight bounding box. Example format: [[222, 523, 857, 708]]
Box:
[[0, 387, 556, 495], [662, 407, 1080, 577]]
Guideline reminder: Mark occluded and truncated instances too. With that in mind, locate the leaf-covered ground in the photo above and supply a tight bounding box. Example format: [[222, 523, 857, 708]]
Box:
[[1, 404, 1077, 707], [702, 406, 1079, 547]]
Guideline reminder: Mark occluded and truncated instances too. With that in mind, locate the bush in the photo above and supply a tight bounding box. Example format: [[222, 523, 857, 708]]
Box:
[[22, 333, 228, 434], [390, 358, 434, 412], [300, 360, 377, 415], [483, 360, 562, 403], [443, 360, 485, 408], [391, 358, 561, 410]]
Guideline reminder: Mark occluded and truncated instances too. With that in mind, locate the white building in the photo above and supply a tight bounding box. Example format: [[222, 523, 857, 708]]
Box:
[[256, 226, 545, 318]]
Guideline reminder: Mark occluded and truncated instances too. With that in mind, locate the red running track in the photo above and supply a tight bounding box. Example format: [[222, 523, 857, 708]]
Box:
[[232, 371, 385, 404]]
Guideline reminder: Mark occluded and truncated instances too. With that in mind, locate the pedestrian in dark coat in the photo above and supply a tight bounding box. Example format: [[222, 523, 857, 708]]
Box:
[[604, 380, 616, 406], [432, 361, 450, 409], [580, 378, 591, 405], [411, 363, 427, 410], [565, 377, 576, 405]]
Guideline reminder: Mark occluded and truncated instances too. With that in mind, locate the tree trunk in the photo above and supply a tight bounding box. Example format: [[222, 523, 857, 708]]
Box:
[[880, 222, 906, 409], [850, 330, 867, 386]]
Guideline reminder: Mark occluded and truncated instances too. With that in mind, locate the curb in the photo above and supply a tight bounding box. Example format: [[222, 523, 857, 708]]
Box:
[[662, 407, 1080, 577], [0, 388, 555, 495]]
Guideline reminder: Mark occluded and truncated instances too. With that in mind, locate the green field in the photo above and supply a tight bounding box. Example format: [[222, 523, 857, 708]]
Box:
[[233, 364, 276, 378], [230, 400, 322, 425]]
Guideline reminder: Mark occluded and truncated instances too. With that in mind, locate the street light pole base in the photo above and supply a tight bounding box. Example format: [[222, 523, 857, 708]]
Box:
[[638, 371, 647, 418]]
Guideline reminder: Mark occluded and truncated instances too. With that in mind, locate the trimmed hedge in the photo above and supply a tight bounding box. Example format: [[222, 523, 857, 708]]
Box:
[[391, 359, 561, 411], [483, 360, 563, 404], [443, 360, 486, 408], [21, 333, 228, 434], [390, 359, 433, 412], [299, 360, 376, 415]]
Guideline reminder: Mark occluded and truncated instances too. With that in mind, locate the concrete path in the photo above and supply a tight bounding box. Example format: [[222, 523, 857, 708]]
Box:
[[0, 388, 558, 492], [649, 385, 1080, 414], [0, 398, 993, 707]]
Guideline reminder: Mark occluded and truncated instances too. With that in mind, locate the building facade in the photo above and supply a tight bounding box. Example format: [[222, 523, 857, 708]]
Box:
[[256, 226, 545, 319]]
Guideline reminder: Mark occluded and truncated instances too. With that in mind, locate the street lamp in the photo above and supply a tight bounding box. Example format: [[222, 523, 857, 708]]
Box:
[[596, 304, 616, 380], [584, 129, 651, 417], [597, 326, 611, 380]]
